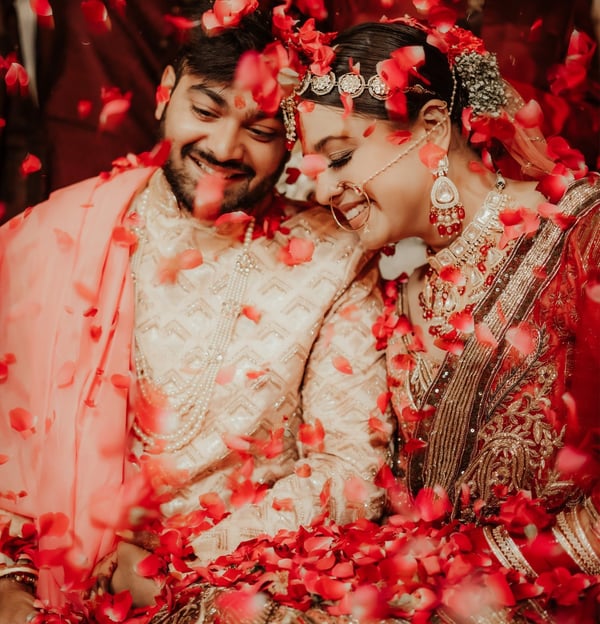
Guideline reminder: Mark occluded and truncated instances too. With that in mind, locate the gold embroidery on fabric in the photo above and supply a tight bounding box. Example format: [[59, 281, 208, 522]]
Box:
[[410, 179, 600, 499], [458, 361, 563, 506]]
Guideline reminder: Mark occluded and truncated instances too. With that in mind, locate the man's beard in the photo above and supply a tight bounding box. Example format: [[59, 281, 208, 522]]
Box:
[[162, 149, 286, 216]]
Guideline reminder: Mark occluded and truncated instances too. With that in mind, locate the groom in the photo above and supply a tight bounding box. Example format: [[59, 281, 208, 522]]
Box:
[[0, 1, 390, 619]]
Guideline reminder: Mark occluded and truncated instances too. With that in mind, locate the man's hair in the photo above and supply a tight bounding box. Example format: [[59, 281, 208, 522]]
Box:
[[170, 1, 275, 85]]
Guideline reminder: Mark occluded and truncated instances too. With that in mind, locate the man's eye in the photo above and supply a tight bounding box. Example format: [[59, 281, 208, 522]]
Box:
[[249, 127, 279, 142], [329, 152, 352, 170], [192, 106, 217, 119]]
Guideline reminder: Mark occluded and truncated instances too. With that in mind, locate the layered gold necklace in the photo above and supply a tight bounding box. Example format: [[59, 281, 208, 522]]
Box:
[[130, 178, 256, 452], [418, 175, 513, 337]]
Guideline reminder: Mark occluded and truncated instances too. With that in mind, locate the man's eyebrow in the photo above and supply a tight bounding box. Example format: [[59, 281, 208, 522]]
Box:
[[188, 83, 228, 108], [187, 83, 279, 125]]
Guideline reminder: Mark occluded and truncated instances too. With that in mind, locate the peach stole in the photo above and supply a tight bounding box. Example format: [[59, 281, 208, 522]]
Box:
[[0, 167, 154, 606]]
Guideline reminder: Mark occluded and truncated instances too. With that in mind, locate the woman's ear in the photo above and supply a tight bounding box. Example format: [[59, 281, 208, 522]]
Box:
[[419, 99, 452, 151], [155, 66, 176, 121]]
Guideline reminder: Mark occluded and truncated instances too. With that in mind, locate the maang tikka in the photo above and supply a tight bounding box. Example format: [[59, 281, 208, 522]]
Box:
[[429, 155, 465, 236]]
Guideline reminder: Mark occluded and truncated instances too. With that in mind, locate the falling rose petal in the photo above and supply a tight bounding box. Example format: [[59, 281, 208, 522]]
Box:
[[215, 589, 268, 623], [551, 213, 576, 231], [439, 265, 466, 286], [200, 492, 227, 522], [299, 419, 325, 450], [110, 374, 130, 390], [506, 322, 537, 356], [298, 100, 315, 113], [391, 353, 415, 371], [112, 226, 137, 247], [9, 408, 36, 437], [81, 0, 111, 33], [0, 455, 8, 465], [403, 437, 428, 454], [222, 433, 251, 453], [414, 485, 451, 521], [295, 463, 312, 477], [448, 309, 474, 333], [376, 391, 392, 414], [515, 99, 544, 128], [56, 361, 76, 388], [234, 94, 247, 109], [468, 160, 488, 174], [4, 62, 29, 95], [31, 0, 53, 17], [194, 174, 226, 221], [536, 165, 573, 204], [246, 369, 266, 380], [77, 99, 92, 119], [555, 445, 589, 477], [339, 304, 360, 321], [242, 305, 261, 323], [299, 154, 327, 179], [53, 228, 74, 251], [332, 355, 353, 375], [343, 475, 368, 504], [387, 129, 412, 145], [155, 85, 170, 106], [20, 153, 41, 176], [272, 497, 294, 511], [90, 325, 102, 341], [258, 428, 284, 459], [136, 553, 165, 578], [341, 92, 354, 118], [99, 97, 130, 132], [214, 210, 252, 237], [434, 335, 464, 355], [278, 237, 315, 266], [585, 276, 600, 303], [474, 322, 498, 349], [284, 167, 301, 185], [39, 512, 69, 538], [216, 365, 236, 385], [419, 142, 446, 169], [94, 591, 132, 621], [0, 362, 7, 383], [363, 121, 377, 137]]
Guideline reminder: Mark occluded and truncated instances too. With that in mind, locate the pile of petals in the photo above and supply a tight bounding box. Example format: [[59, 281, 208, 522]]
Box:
[[193, 488, 600, 622]]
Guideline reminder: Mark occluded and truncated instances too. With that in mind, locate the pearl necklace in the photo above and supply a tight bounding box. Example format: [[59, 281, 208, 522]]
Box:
[[418, 175, 511, 337], [130, 185, 256, 452]]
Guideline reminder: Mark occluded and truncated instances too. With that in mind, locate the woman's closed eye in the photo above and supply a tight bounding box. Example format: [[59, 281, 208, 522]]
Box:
[[328, 151, 353, 170]]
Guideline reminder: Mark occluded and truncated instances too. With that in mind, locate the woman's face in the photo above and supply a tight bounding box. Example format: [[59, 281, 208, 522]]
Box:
[[299, 103, 432, 250]]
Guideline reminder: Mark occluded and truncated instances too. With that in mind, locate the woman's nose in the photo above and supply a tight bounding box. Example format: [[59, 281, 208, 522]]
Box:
[[315, 175, 342, 207]]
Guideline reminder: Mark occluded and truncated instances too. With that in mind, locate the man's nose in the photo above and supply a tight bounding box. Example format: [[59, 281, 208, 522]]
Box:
[[206, 119, 244, 163]]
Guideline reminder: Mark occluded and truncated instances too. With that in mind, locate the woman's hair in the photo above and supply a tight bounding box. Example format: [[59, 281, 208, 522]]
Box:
[[301, 21, 465, 125]]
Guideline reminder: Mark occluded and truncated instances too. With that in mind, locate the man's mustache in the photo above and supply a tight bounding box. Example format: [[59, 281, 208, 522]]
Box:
[[183, 147, 255, 177]]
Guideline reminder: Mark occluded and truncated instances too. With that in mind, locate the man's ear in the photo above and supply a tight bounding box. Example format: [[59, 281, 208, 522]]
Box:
[[155, 66, 176, 121], [419, 99, 452, 152]]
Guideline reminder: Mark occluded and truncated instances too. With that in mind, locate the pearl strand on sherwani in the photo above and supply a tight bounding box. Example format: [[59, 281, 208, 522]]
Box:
[[131, 187, 256, 452]]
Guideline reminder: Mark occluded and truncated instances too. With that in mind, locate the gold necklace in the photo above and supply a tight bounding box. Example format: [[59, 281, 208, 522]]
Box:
[[418, 176, 511, 337], [130, 183, 256, 452]]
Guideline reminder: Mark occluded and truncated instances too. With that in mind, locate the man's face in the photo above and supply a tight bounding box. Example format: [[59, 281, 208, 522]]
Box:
[[156, 66, 288, 215]]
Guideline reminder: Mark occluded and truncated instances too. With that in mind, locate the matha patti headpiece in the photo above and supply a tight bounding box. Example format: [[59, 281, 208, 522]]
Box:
[[297, 70, 436, 101]]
